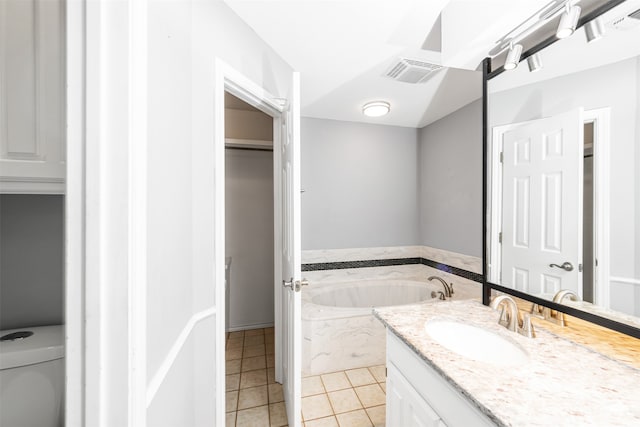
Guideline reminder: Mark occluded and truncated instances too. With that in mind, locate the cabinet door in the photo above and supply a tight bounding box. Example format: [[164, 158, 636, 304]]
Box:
[[387, 362, 445, 427], [0, 0, 65, 193]]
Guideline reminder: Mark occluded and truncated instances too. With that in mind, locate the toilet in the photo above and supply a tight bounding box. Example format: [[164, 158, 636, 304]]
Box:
[[0, 325, 64, 427]]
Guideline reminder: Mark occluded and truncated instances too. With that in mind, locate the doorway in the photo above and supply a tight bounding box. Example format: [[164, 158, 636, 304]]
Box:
[[223, 92, 283, 424], [215, 65, 302, 427], [489, 108, 610, 304], [582, 121, 595, 303]]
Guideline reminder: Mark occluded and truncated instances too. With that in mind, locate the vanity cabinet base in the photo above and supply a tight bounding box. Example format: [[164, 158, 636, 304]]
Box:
[[386, 331, 496, 427]]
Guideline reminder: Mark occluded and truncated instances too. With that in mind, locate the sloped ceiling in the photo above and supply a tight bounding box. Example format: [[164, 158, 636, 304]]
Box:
[[224, 0, 571, 128]]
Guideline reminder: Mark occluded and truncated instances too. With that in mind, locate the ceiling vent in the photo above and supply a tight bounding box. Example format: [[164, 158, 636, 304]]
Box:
[[384, 58, 443, 84], [609, 7, 640, 30]]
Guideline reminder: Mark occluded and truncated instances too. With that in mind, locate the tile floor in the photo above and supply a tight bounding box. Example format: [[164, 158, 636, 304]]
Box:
[[225, 328, 386, 427]]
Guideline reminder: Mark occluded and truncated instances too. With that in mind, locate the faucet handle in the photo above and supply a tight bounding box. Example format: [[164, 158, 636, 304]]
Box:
[[555, 311, 566, 327], [496, 306, 511, 328], [530, 303, 544, 319], [518, 313, 536, 338]]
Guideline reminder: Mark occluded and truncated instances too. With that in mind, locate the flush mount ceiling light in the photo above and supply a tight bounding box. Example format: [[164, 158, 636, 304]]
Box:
[[584, 17, 605, 42], [556, 4, 581, 38], [504, 44, 523, 70], [362, 101, 390, 117], [527, 53, 543, 72]]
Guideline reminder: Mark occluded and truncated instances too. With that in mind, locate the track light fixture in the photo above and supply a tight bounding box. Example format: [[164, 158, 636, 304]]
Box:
[[527, 53, 543, 72], [504, 44, 523, 70], [585, 17, 605, 42], [556, 4, 581, 39]]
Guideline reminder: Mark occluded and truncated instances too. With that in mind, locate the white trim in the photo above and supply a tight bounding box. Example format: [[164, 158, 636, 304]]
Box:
[[68, 1, 150, 424], [0, 178, 65, 194], [145, 307, 217, 407], [214, 61, 227, 427], [214, 58, 284, 427], [127, 0, 148, 424], [273, 112, 283, 386], [82, 0, 102, 423], [65, 0, 85, 424], [488, 124, 508, 283], [610, 276, 640, 286], [585, 108, 611, 308], [226, 322, 275, 332]]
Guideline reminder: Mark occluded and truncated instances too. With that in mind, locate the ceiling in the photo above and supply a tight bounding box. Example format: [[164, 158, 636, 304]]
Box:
[[223, 0, 608, 128]]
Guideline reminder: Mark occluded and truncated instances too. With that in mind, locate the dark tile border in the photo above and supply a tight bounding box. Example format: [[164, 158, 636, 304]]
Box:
[[301, 258, 420, 272], [302, 257, 483, 283], [420, 258, 483, 283]]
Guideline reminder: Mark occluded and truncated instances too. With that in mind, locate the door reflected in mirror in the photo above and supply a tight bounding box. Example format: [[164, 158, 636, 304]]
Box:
[[486, 0, 640, 328]]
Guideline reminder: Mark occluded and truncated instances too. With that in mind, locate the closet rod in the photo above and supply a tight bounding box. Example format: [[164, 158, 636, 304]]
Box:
[[225, 146, 273, 152]]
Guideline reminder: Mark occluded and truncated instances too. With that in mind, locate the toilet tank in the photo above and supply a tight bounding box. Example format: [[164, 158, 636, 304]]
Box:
[[0, 325, 64, 427]]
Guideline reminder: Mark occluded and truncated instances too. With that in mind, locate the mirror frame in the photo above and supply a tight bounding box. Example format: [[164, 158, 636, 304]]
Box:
[[481, 0, 640, 339]]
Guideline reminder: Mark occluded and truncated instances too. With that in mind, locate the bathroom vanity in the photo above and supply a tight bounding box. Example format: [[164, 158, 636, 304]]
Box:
[[386, 332, 494, 427], [374, 300, 640, 427]]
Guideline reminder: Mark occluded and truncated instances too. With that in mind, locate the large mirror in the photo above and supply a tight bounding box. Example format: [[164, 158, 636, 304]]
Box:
[[486, 0, 640, 329]]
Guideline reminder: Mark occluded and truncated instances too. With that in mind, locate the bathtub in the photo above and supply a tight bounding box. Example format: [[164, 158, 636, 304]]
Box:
[[302, 279, 442, 375]]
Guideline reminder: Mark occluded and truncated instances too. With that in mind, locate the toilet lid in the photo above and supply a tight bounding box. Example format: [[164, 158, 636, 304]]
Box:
[[0, 325, 63, 370]]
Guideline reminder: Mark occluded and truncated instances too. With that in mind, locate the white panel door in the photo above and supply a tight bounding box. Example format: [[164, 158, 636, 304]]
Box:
[[280, 72, 302, 427], [501, 108, 583, 296]]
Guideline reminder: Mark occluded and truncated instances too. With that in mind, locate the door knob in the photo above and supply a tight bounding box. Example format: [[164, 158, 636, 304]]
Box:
[[294, 279, 309, 292], [283, 278, 309, 292], [549, 262, 574, 272]]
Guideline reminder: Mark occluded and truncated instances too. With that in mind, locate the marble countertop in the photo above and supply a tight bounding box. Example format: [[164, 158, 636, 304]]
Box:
[[373, 299, 640, 427]]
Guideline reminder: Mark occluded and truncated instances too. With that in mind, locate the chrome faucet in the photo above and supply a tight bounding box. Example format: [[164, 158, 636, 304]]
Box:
[[531, 289, 580, 327], [428, 276, 454, 299], [552, 289, 579, 327], [490, 295, 535, 338], [553, 289, 579, 304]]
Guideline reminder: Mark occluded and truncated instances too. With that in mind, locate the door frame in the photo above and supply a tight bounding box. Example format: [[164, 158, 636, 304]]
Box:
[[584, 108, 611, 307], [488, 108, 611, 304], [214, 58, 285, 426], [66, 0, 149, 425]]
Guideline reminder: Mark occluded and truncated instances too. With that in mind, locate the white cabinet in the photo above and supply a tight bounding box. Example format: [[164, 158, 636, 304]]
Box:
[[0, 0, 65, 194], [387, 363, 447, 427], [386, 331, 496, 427]]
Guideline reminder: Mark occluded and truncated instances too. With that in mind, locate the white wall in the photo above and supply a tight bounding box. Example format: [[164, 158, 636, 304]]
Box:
[[418, 99, 483, 258], [225, 148, 274, 329], [301, 118, 420, 250], [144, 1, 292, 424], [489, 57, 639, 314]]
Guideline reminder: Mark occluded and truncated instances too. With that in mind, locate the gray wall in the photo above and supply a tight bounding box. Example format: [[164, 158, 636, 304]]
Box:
[[301, 118, 420, 250], [0, 194, 64, 330], [225, 148, 274, 329], [418, 100, 483, 257]]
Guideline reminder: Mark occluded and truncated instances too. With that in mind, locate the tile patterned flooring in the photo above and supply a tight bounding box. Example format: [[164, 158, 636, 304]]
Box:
[[226, 328, 386, 427]]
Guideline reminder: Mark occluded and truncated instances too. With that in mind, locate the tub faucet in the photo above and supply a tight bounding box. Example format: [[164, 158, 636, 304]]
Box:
[[432, 290, 446, 301], [490, 295, 535, 338], [428, 276, 454, 299]]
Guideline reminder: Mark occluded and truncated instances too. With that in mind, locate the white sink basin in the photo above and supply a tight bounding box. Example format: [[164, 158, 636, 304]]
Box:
[[425, 320, 529, 367]]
